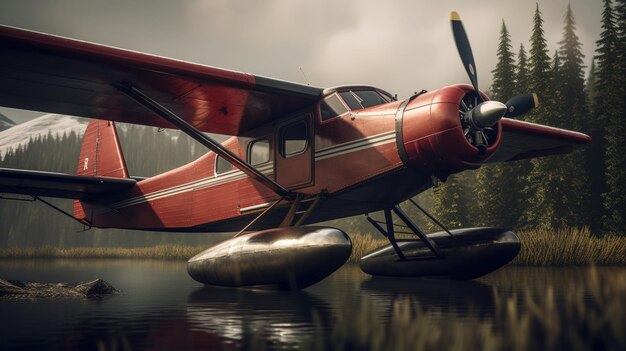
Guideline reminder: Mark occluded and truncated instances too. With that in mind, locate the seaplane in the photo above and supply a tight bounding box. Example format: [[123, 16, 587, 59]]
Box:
[[0, 12, 590, 289]]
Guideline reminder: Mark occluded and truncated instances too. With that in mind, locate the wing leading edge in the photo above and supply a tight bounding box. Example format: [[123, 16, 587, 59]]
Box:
[[0, 25, 322, 135], [487, 118, 592, 163], [0, 168, 136, 200]]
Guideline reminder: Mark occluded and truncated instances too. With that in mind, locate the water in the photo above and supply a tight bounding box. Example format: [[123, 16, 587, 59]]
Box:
[[0, 260, 624, 350]]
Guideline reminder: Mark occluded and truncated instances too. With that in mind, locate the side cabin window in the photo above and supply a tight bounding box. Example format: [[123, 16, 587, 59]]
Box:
[[215, 155, 233, 175], [280, 121, 308, 157], [339, 90, 390, 110], [320, 93, 349, 121], [248, 139, 270, 166]]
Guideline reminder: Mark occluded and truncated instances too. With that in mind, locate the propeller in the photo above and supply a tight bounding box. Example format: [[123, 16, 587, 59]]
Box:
[[504, 93, 539, 118], [450, 11, 481, 101], [450, 11, 539, 154]]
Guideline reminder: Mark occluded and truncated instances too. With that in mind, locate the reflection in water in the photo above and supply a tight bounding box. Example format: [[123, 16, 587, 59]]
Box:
[[186, 286, 331, 346], [360, 277, 496, 318], [0, 260, 624, 350]]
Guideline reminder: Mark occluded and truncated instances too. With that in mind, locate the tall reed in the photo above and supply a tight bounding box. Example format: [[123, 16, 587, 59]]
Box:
[[301, 266, 626, 351], [349, 227, 626, 265], [514, 227, 626, 265], [0, 245, 203, 260], [0, 227, 624, 266]]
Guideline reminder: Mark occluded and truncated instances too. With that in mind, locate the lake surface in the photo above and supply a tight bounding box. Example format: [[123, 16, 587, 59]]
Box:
[[0, 260, 624, 350]]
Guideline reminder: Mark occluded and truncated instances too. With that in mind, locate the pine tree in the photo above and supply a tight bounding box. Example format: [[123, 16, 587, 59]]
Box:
[[0, 125, 221, 248], [587, 0, 620, 234], [586, 60, 598, 107], [522, 4, 554, 228], [556, 4, 593, 227], [584, 59, 607, 231], [515, 43, 531, 98], [558, 5, 587, 129], [603, 0, 626, 232], [508, 43, 533, 228], [490, 21, 517, 102], [430, 173, 471, 229], [528, 3, 552, 124], [475, 21, 521, 228], [525, 52, 569, 229]]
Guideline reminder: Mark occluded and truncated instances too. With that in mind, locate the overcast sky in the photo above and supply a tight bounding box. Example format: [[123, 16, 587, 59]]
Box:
[[0, 0, 603, 124]]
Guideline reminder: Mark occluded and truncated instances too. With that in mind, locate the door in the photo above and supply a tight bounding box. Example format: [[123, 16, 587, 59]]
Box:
[[275, 112, 314, 189]]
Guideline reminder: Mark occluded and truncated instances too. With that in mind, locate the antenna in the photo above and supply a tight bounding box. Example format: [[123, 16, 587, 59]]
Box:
[[299, 66, 310, 86]]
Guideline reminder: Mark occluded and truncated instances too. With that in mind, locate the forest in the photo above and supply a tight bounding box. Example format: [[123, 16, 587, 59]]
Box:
[[0, 1, 624, 248]]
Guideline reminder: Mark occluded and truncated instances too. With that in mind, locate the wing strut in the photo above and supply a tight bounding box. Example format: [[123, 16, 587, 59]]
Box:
[[115, 83, 293, 198]]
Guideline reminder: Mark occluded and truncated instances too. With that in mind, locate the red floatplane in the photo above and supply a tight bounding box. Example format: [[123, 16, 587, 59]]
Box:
[[0, 13, 590, 288]]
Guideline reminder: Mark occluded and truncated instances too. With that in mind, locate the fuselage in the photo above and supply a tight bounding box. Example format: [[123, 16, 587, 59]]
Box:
[[80, 84, 499, 232]]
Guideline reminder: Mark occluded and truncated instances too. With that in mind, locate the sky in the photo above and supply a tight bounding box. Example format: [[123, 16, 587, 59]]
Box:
[[0, 0, 604, 124]]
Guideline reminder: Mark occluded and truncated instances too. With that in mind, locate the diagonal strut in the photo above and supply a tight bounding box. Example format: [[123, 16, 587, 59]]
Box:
[[115, 82, 293, 198]]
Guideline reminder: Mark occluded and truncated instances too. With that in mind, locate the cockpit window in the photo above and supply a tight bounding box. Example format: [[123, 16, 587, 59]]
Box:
[[248, 139, 270, 166], [320, 94, 348, 121], [339, 90, 390, 110], [215, 155, 233, 175]]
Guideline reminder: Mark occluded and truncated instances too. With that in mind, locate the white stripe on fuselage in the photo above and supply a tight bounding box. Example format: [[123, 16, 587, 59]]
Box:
[[111, 131, 396, 210]]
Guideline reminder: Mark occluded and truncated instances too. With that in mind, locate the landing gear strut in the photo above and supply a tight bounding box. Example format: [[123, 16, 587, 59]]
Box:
[[361, 199, 521, 279], [365, 199, 454, 260]]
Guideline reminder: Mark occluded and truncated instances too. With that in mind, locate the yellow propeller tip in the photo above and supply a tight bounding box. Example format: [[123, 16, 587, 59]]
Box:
[[532, 93, 539, 107], [450, 11, 461, 21]]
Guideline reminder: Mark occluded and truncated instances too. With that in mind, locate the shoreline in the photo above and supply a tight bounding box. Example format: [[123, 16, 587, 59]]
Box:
[[0, 227, 624, 266]]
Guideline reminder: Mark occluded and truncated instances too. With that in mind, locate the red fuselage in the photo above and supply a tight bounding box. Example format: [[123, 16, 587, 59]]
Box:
[[80, 84, 497, 232]]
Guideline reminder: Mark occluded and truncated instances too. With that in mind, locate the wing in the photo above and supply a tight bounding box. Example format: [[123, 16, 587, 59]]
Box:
[[0, 168, 136, 200], [487, 118, 592, 163], [0, 25, 322, 135]]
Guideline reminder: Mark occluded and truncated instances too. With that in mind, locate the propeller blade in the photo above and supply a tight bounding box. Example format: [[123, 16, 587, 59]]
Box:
[[450, 11, 480, 99], [504, 93, 539, 118]]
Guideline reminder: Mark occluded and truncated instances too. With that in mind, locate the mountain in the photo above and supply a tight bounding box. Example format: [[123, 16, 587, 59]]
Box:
[[0, 112, 230, 158], [0, 112, 16, 132], [0, 114, 88, 156]]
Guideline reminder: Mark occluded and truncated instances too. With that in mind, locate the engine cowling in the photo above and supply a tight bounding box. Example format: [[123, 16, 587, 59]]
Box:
[[400, 84, 502, 176]]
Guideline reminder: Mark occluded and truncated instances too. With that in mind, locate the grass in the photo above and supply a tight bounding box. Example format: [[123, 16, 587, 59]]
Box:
[[348, 227, 626, 266], [0, 227, 624, 266], [514, 227, 626, 266], [299, 266, 626, 351], [0, 245, 203, 260]]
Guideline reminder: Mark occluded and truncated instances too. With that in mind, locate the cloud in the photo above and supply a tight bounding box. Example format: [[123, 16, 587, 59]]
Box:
[[0, 0, 603, 101]]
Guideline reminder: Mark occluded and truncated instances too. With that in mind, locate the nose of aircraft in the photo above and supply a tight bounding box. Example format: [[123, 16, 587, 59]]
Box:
[[465, 101, 507, 130]]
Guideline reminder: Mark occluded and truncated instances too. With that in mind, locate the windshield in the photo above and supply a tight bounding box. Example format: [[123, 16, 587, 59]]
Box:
[[320, 94, 349, 121]]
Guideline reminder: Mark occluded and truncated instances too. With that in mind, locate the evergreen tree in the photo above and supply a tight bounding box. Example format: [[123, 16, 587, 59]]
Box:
[[515, 43, 531, 98], [592, 0, 618, 233], [586, 60, 598, 108], [527, 3, 552, 124], [490, 21, 517, 102], [430, 173, 472, 229], [475, 21, 521, 228], [508, 42, 533, 229], [0, 125, 221, 248], [558, 5, 587, 130], [584, 59, 607, 231], [524, 52, 569, 229], [522, 4, 553, 228], [603, 0, 626, 232], [556, 4, 593, 226]]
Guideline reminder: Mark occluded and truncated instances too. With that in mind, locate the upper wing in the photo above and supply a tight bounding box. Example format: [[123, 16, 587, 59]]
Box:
[[0, 25, 322, 135], [487, 118, 592, 163], [0, 168, 136, 200]]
